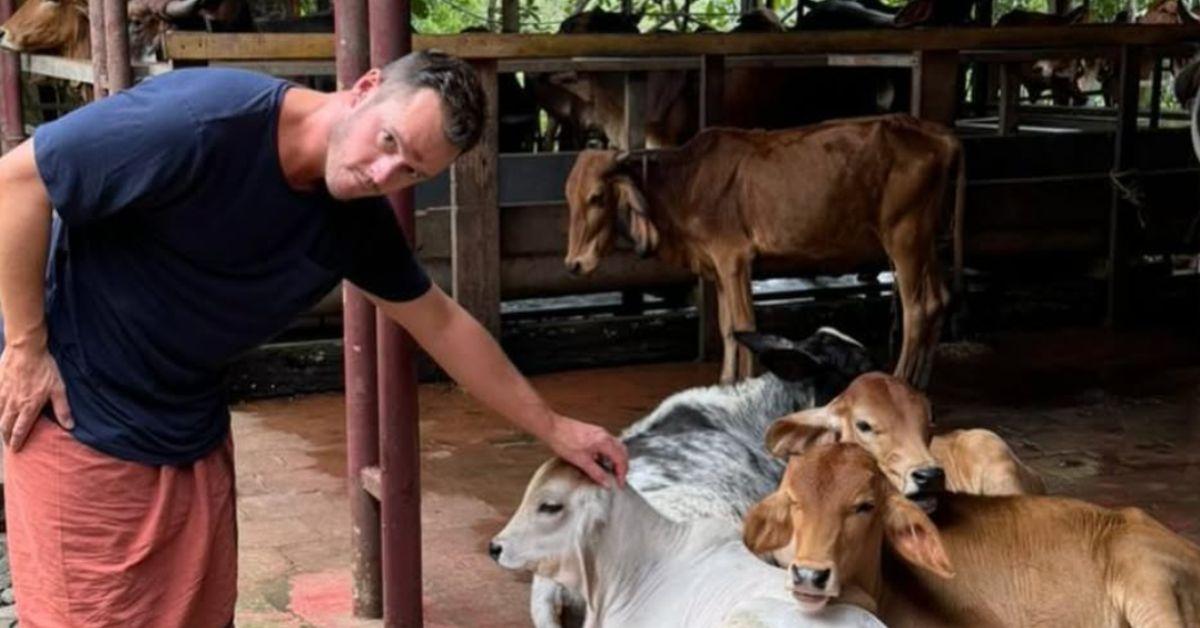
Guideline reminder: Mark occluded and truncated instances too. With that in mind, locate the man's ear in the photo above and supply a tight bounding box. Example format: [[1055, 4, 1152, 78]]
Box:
[[743, 490, 795, 555], [765, 408, 839, 458], [884, 492, 954, 579], [351, 68, 383, 106]]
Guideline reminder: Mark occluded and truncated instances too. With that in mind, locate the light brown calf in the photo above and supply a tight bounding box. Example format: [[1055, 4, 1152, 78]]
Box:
[[764, 372, 1044, 506], [745, 442, 1200, 627], [564, 115, 965, 388]]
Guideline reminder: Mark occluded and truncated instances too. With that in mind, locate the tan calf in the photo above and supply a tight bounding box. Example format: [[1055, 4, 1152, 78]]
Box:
[[563, 115, 965, 388], [765, 372, 1043, 507], [744, 442, 1200, 627]]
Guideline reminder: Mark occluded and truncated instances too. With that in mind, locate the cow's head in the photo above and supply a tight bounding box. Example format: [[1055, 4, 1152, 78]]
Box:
[[734, 328, 878, 405], [1140, 0, 1199, 24], [0, 0, 89, 58], [564, 149, 657, 275], [489, 458, 612, 590], [559, 9, 642, 34], [743, 443, 953, 613], [765, 372, 945, 512], [127, 0, 249, 61], [893, 0, 974, 28]]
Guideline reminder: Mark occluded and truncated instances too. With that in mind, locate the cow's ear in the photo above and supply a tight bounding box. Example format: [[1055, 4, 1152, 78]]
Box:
[[743, 490, 794, 554], [732, 331, 824, 382], [884, 491, 954, 579], [765, 409, 838, 458], [612, 176, 658, 257]]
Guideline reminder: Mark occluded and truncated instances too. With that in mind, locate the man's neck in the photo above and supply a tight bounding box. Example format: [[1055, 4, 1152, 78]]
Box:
[[276, 87, 347, 192]]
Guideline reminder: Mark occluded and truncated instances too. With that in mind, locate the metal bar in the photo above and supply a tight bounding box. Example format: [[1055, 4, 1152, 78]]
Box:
[[1107, 44, 1141, 328], [368, 0, 422, 625], [103, 0, 131, 91], [1149, 55, 1163, 130], [622, 70, 647, 150], [88, 0, 108, 98], [0, 0, 22, 153], [999, 62, 1019, 136], [698, 54, 724, 362], [335, 0, 382, 619]]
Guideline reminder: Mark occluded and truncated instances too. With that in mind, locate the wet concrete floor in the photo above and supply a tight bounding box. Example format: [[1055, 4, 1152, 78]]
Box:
[[229, 325, 1200, 626]]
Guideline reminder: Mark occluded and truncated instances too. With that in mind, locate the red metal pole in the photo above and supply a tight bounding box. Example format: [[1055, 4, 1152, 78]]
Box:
[[88, 0, 108, 99], [368, 0, 421, 625], [0, 0, 23, 153], [335, 0, 383, 619], [102, 0, 130, 91]]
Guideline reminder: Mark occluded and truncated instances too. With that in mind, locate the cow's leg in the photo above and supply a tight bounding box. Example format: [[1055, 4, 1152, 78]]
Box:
[[713, 253, 756, 383], [530, 574, 586, 628], [887, 226, 947, 389]]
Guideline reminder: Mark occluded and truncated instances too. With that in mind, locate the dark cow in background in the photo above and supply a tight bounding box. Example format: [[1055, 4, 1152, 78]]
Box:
[[994, 5, 1092, 105], [127, 0, 252, 61], [563, 115, 965, 387]]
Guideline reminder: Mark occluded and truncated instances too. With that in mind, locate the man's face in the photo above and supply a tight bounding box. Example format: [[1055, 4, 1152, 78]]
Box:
[[325, 84, 461, 200]]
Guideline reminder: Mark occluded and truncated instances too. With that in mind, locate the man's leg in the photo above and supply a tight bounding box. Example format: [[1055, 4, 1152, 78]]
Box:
[[4, 422, 237, 628]]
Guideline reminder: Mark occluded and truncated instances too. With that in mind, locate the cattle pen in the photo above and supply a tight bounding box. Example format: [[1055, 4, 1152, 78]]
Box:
[[3, 1, 1200, 625]]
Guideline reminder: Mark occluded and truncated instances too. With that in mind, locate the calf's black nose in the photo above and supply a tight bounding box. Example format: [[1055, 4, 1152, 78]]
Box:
[[912, 466, 946, 492], [567, 261, 582, 275], [791, 566, 832, 590], [488, 541, 502, 561]]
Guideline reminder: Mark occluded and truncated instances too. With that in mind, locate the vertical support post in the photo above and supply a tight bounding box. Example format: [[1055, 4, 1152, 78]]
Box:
[[88, 0, 108, 99], [335, 0, 381, 618], [369, 4, 421, 628], [999, 62, 1019, 136], [1149, 55, 1163, 130], [501, 0, 519, 32], [0, 0, 22, 153], [911, 50, 959, 126], [103, 0, 131, 91], [368, 0, 421, 625], [452, 59, 502, 336], [622, 70, 646, 150], [970, 0, 993, 116], [1108, 44, 1141, 328], [697, 54, 724, 361]]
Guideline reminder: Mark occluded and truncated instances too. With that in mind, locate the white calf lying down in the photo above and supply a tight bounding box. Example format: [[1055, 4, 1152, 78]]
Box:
[[528, 327, 877, 627], [491, 458, 888, 628]]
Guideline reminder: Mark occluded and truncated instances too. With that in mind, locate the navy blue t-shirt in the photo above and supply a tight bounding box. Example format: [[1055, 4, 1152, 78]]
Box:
[[28, 68, 431, 465]]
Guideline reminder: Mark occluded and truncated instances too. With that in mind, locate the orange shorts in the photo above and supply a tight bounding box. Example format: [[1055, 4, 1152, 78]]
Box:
[[3, 421, 237, 628]]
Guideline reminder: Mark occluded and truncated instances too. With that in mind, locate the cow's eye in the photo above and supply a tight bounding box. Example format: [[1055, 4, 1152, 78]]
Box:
[[855, 421, 873, 434], [853, 502, 875, 515], [587, 191, 603, 205], [538, 502, 563, 515]]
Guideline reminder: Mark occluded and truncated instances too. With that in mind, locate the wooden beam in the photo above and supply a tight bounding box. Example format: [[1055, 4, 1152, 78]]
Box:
[[19, 54, 170, 84], [451, 60, 502, 336], [163, 25, 1200, 61], [361, 465, 383, 500]]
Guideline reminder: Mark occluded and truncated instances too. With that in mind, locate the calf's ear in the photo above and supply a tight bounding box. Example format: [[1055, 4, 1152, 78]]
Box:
[[743, 490, 795, 555], [765, 410, 838, 458], [884, 492, 954, 579]]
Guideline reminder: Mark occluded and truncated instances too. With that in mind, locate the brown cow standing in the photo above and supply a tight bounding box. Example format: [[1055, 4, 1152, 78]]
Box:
[[564, 114, 965, 388], [743, 442, 1200, 627]]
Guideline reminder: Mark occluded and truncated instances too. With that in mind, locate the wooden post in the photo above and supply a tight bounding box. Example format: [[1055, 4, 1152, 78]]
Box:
[[911, 50, 959, 126], [452, 60, 502, 337], [0, 0, 22, 153], [999, 62, 1019, 135], [501, 0, 519, 32], [622, 70, 646, 150], [1107, 44, 1141, 328], [698, 54, 724, 361], [88, 0, 108, 98], [103, 0, 131, 91], [971, 0, 993, 115]]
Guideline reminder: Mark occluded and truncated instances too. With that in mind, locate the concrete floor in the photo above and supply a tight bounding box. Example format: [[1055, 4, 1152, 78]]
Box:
[[229, 326, 1200, 627]]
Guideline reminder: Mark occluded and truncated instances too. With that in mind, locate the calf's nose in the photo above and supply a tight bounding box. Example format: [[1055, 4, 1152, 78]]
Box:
[[912, 466, 946, 493], [567, 261, 582, 275], [488, 541, 502, 561], [791, 565, 832, 590]]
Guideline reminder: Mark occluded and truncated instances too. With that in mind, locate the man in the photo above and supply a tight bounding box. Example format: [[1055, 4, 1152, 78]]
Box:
[[0, 51, 628, 626]]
